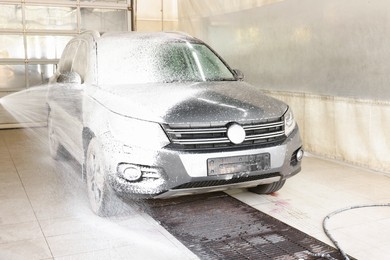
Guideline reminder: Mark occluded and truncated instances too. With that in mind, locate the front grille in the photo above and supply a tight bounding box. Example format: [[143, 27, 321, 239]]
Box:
[[163, 118, 286, 151], [173, 173, 280, 190]]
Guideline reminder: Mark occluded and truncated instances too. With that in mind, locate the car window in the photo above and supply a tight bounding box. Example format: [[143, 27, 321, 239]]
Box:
[[58, 41, 79, 74], [190, 44, 233, 81], [72, 40, 88, 82], [97, 40, 236, 85]]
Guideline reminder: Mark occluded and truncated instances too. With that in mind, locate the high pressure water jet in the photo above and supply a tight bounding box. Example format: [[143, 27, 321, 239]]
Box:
[[0, 86, 50, 129]]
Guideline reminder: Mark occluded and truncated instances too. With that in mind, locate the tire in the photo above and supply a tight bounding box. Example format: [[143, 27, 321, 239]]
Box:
[[47, 112, 61, 160], [85, 138, 121, 217], [248, 180, 286, 195]]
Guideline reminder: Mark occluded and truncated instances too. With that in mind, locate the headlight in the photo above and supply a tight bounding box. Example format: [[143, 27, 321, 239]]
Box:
[[109, 112, 170, 149], [284, 107, 296, 136]]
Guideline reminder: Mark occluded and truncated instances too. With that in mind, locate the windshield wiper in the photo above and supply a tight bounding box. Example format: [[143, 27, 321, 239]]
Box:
[[216, 78, 237, 81]]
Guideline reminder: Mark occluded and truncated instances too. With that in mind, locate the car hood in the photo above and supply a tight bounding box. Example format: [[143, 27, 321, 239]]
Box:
[[87, 81, 287, 125]]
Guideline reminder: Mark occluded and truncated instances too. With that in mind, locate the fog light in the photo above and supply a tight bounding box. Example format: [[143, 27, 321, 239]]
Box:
[[296, 149, 304, 161], [118, 164, 142, 181]]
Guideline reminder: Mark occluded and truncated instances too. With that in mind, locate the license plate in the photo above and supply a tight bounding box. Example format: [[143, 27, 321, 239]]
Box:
[[207, 153, 271, 176]]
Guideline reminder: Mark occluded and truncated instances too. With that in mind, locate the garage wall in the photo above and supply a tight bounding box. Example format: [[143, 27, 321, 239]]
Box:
[[266, 91, 390, 173], [136, 0, 178, 32], [178, 0, 390, 173]]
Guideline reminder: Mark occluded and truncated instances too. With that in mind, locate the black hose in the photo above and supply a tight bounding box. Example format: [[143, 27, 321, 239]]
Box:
[[322, 203, 390, 260], [306, 251, 338, 260]]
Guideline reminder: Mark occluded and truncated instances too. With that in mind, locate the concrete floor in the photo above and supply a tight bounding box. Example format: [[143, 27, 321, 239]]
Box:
[[0, 128, 389, 260]]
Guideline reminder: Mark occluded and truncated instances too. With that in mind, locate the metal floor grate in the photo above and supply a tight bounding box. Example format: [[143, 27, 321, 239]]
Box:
[[141, 192, 352, 260]]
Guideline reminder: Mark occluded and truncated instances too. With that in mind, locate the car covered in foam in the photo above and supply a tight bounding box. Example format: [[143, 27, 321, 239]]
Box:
[[47, 31, 303, 216]]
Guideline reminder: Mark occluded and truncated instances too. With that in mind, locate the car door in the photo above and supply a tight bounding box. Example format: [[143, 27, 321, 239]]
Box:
[[48, 39, 85, 161], [63, 39, 89, 161]]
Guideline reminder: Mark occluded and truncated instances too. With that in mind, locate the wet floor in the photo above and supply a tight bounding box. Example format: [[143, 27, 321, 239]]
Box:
[[143, 193, 348, 260]]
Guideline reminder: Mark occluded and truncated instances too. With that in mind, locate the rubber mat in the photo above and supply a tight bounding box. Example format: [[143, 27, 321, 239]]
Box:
[[141, 192, 352, 260]]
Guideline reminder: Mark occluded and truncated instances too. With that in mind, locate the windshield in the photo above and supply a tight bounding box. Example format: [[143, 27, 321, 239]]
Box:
[[97, 40, 236, 85]]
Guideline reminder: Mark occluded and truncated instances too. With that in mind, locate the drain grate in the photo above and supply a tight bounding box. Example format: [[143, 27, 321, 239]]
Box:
[[141, 192, 352, 260]]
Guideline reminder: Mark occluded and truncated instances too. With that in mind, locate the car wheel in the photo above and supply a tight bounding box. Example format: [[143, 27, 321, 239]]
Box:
[[248, 180, 286, 194], [86, 138, 120, 217], [47, 112, 61, 159]]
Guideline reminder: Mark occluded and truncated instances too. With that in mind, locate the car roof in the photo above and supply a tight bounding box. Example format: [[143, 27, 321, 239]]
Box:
[[97, 31, 203, 44]]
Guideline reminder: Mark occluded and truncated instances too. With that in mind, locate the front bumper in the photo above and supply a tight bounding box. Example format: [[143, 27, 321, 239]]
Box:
[[101, 127, 302, 199]]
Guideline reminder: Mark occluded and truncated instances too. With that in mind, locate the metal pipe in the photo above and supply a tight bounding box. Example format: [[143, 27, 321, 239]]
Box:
[[161, 0, 164, 31], [130, 0, 137, 31]]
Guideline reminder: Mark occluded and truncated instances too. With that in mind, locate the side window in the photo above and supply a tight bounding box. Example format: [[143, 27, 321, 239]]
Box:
[[58, 41, 79, 74], [72, 40, 89, 82]]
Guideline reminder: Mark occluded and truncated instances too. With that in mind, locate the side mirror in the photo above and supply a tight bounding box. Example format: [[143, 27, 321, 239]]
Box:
[[233, 69, 244, 81], [57, 71, 82, 84]]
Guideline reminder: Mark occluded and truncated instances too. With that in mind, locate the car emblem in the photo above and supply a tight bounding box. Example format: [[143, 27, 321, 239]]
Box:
[[227, 123, 246, 144]]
